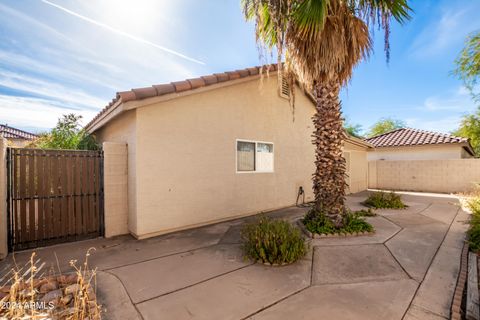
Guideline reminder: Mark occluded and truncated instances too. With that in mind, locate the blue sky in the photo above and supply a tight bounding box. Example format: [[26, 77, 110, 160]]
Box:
[[0, 0, 479, 134]]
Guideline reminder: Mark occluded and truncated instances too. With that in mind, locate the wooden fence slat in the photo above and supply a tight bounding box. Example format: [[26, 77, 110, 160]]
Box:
[[12, 150, 19, 247], [66, 155, 74, 238], [52, 152, 61, 239], [28, 150, 36, 244], [75, 155, 82, 238], [19, 150, 27, 246], [44, 151, 55, 239], [60, 154, 68, 238], [37, 151, 45, 243], [88, 156, 95, 234], [82, 154, 89, 235]]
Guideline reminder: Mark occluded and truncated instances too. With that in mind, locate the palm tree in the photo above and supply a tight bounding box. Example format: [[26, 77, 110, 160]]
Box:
[[243, 0, 411, 226]]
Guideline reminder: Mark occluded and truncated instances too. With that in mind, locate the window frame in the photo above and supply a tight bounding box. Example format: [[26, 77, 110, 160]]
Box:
[[235, 139, 274, 174]]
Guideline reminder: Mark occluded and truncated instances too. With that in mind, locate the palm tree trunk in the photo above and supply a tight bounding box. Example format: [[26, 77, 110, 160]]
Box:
[[312, 77, 347, 226]]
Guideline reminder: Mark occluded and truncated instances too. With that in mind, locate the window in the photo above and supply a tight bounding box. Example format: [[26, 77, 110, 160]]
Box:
[[236, 140, 274, 172]]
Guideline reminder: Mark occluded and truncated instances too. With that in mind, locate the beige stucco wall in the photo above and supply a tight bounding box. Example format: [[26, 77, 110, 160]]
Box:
[[133, 77, 316, 238], [344, 141, 368, 194], [367, 144, 472, 161], [103, 142, 129, 237], [95, 110, 137, 235], [94, 77, 370, 239], [369, 159, 480, 193], [0, 138, 8, 259]]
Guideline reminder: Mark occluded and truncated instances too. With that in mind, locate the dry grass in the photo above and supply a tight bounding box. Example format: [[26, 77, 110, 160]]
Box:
[[0, 248, 101, 319]]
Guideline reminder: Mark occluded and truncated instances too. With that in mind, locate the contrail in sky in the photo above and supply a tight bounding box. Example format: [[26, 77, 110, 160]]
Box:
[[40, 0, 205, 65]]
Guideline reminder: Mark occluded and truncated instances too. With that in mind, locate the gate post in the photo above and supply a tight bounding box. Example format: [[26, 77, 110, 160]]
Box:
[[0, 138, 7, 259], [103, 142, 129, 237]]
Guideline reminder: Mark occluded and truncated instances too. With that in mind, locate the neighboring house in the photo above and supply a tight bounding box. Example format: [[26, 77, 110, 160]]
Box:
[[86, 65, 372, 239], [365, 128, 475, 161], [0, 124, 37, 147]]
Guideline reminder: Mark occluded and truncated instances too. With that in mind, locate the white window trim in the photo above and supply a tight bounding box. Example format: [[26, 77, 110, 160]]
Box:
[[235, 139, 274, 174]]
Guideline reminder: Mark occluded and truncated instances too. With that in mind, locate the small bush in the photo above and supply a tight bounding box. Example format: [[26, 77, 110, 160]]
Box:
[[342, 212, 374, 233], [241, 217, 307, 265], [303, 210, 374, 235], [354, 208, 377, 217], [364, 191, 406, 209], [467, 197, 480, 252]]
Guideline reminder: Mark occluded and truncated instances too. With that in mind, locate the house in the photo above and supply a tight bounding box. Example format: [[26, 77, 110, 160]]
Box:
[[0, 124, 37, 147], [365, 128, 475, 161], [86, 65, 372, 239]]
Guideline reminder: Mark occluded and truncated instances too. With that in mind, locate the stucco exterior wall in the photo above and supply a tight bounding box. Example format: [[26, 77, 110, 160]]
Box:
[[367, 144, 471, 161], [369, 159, 480, 193], [95, 110, 137, 235], [103, 142, 129, 237], [133, 77, 316, 238], [94, 77, 370, 239], [344, 141, 368, 194]]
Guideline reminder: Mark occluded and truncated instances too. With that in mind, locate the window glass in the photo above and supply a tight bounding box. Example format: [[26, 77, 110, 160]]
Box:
[[237, 141, 255, 171], [256, 143, 274, 172], [257, 143, 273, 153]]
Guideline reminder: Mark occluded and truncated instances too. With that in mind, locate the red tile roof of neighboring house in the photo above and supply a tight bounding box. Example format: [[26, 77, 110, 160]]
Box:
[[0, 124, 37, 140], [365, 127, 470, 149], [85, 64, 279, 130]]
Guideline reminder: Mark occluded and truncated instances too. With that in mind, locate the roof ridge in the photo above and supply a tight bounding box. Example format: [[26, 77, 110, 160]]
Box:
[[0, 124, 37, 136], [403, 127, 466, 140], [85, 64, 280, 130], [364, 127, 405, 141], [0, 124, 37, 139]]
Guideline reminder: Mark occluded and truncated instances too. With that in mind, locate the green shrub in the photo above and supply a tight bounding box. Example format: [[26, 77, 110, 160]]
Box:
[[363, 191, 406, 209], [354, 208, 377, 217], [302, 210, 374, 235], [467, 197, 480, 252], [241, 217, 307, 265], [342, 212, 374, 233], [467, 197, 480, 214], [302, 210, 336, 234]]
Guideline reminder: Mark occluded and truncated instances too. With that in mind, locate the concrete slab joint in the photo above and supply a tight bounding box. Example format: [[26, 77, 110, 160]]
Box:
[[103, 142, 129, 238]]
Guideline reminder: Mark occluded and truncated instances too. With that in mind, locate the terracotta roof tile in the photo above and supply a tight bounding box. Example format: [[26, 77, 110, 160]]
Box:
[[153, 84, 175, 95], [132, 87, 157, 100], [213, 73, 229, 82], [236, 69, 249, 77], [86, 65, 271, 129], [116, 91, 136, 102], [171, 80, 192, 92], [187, 78, 206, 89], [0, 124, 37, 140], [201, 75, 218, 85], [365, 128, 469, 148], [247, 67, 259, 75], [226, 71, 241, 80]]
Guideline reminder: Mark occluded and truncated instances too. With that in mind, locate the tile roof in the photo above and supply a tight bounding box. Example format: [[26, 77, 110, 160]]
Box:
[[0, 124, 37, 140], [85, 64, 279, 130], [365, 128, 469, 148]]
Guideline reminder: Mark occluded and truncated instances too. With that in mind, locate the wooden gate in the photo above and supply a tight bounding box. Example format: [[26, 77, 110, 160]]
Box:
[[6, 148, 104, 251]]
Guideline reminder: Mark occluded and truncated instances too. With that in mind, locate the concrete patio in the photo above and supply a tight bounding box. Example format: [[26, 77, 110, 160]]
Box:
[[0, 191, 469, 320]]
